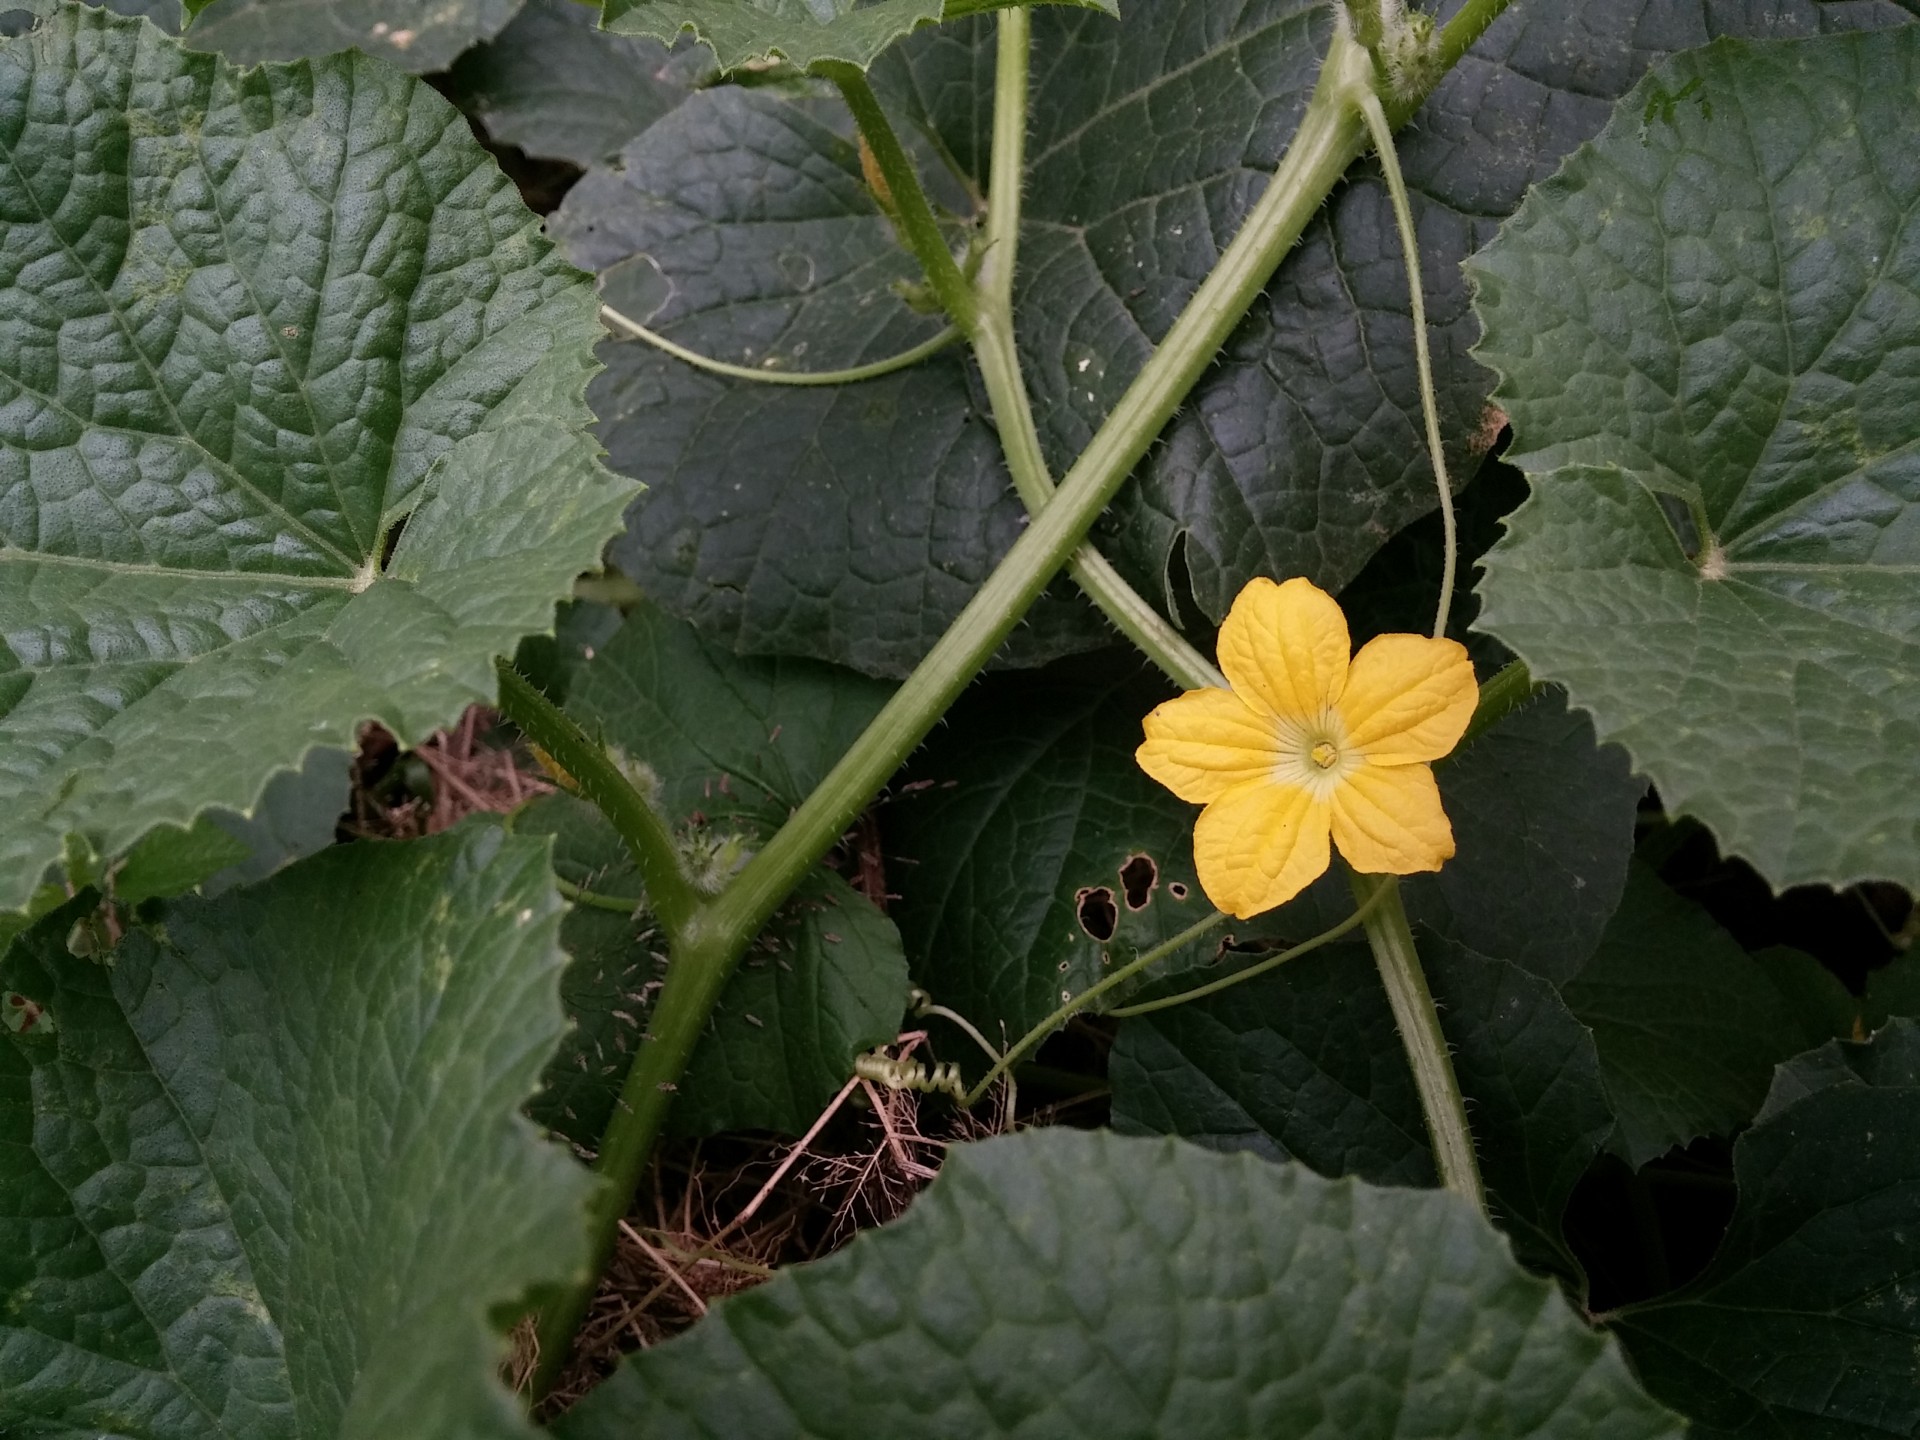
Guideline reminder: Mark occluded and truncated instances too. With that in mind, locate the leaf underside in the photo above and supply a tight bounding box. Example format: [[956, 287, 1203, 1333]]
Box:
[[0, 826, 593, 1440], [1471, 28, 1920, 891], [0, 7, 635, 915]]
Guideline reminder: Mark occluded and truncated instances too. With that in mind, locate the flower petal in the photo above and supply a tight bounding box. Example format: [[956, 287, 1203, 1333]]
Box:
[[1192, 778, 1332, 919], [1337, 634, 1477, 763], [1138, 688, 1280, 804], [1330, 763, 1455, 875], [1216, 576, 1350, 720]]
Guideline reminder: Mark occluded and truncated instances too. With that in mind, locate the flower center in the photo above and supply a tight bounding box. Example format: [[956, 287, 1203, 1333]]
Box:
[[1270, 709, 1359, 799], [1310, 740, 1340, 770]]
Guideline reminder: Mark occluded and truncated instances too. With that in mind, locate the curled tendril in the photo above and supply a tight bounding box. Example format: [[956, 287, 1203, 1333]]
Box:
[[854, 1048, 967, 1101]]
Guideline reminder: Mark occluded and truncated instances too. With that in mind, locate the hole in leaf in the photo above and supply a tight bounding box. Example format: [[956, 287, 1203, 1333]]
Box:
[[1075, 886, 1118, 942], [3, 992, 54, 1036], [378, 512, 409, 569], [1119, 854, 1158, 911], [1167, 882, 1190, 901]]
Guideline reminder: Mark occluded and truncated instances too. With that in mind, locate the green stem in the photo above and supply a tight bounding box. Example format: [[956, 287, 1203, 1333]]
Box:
[[961, 912, 1230, 1108], [710, 25, 1375, 968], [493, 661, 699, 939], [1349, 870, 1485, 1213], [1459, 658, 1538, 748], [1106, 880, 1392, 1018], [529, 913, 735, 1396], [1358, 88, 1457, 641], [552, 876, 647, 914], [600, 303, 961, 385], [822, 65, 980, 335], [1433, 0, 1517, 84]]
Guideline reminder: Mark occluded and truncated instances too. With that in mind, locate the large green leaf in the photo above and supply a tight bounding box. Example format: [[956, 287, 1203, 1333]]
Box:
[[448, 0, 708, 169], [0, 825, 593, 1440], [518, 794, 909, 1141], [557, 1130, 1682, 1439], [1561, 865, 1848, 1167], [1612, 1021, 1920, 1437], [0, 7, 634, 918], [1111, 936, 1616, 1280], [186, 0, 523, 71], [884, 658, 1213, 1046], [1471, 28, 1920, 891]]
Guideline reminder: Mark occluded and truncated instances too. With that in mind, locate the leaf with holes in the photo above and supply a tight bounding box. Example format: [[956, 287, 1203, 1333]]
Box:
[[448, 0, 709, 169], [1612, 1020, 1920, 1436], [0, 825, 593, 1440], [1111, 935, 1616, 1281], [1561, 865, 1850, 1167], [884, 658, 1214, 1047], [1471, 28, 1920, 891], [0, 8, 635, 921], [556, 1130, 1682, 1439], [186, 0, 523, 71]]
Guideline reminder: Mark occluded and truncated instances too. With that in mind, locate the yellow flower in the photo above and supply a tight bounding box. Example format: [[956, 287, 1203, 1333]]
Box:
[[1138, 577, 1478, 919]]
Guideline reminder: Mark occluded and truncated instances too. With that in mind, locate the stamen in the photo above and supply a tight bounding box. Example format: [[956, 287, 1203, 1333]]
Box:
[[1310, 741, 1340, 770]]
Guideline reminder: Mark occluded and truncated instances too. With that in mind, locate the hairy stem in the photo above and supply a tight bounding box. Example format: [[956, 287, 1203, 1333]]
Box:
[[1105, 880, 1391, 1018], [961, 911, 1230, 1108], [493, 661, 698, 939], [822, 65, 980, 335], [1433, 0, 1517, 84], [1350, 870, 1485, 1213], [1459, 658, 1539, 748]]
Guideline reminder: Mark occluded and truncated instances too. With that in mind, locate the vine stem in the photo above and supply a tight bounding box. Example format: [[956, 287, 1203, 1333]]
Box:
[[533, 10, 1522, 1384], [961, 912, 1230, 1109], [1358, 87, 1457, 640], [1350, 869, 1485, 1212], [600, 303, 961, 386], [493, 661, 697, 938]]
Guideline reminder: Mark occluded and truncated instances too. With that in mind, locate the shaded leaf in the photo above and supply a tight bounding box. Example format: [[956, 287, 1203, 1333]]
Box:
[[448, 0, 709, 169], [0, 825, 592, 1440], [558, 1130, 1682, 1439], [111, 814, 249, 905], [1111, 935, 1616, 1280], [1613, 1020, 1920, 1437], [519, 794, 909, 1142], [565, 598, 896, 839], [884, 657, 1212, 1046], [186, 0, 522, 71], [1561, 865, 1844, 1166], [1274, 687, 1644, 985], [1471, 28, 1920, 891], [0, 8, 634, 918]]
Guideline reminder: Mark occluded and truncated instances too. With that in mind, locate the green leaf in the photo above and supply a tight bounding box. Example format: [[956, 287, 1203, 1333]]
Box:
[[1561, 865, 1845, 1167], [565, 599, 896, 838], [554, 87, 954, 374], [111, 814, 250, 905], [519, 794, 910, 1141], [1111, 936, 1616, 1280], [0, 825, 593, 1440], [884, 658, 1213, 1045], [0, 8, 635, 919], [200, 745, 352, 896], [571, 76, 1107, 676], [1271, 685, 1644, 986], [448, 0, 708, 169], [1470, 28, 1920, 892], [1612, 1020, 1920, 1437], [556, 1130, 1682, 1439], [186, 0, 523, 71], [602, 0, 940, 72]]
